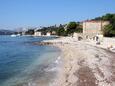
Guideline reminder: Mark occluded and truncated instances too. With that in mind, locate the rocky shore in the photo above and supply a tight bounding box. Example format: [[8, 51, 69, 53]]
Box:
[[35, 37, 115, 86]]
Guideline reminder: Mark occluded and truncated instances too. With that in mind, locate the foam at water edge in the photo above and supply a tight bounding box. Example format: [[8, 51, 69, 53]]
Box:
[[54, 56, 61, 64]]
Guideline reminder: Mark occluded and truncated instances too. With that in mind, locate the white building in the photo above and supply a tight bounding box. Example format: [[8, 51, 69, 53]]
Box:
[[34, 31, 41, 36], [46, 32, 51, 36]]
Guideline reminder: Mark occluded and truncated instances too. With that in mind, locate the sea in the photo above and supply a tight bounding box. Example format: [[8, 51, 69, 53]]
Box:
[[0, 35, 61, 86]]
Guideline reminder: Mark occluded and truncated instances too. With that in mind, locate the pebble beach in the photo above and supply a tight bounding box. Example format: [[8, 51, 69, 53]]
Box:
[[41, 37, 115, 86]]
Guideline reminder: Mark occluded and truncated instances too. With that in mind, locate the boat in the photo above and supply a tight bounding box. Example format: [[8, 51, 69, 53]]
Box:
[[11, 33, 21, 37], [17, 34, 21, 36], [11, 34, 17, 37]]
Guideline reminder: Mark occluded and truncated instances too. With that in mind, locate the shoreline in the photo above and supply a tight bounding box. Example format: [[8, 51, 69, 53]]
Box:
[[36, 37, 115, 86]]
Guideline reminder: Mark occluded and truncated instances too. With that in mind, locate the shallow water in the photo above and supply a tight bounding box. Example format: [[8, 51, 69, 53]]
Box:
[[0, 35, 60, 86]]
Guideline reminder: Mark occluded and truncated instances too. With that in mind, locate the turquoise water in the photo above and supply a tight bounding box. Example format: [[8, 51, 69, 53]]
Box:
[[0, 36, 60, 86]]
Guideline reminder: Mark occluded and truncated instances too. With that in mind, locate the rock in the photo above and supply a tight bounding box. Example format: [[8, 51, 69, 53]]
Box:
[[33, 42, 53, 46]]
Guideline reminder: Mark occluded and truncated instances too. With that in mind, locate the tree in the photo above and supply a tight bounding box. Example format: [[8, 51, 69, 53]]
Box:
[[67, 22, 78, 35], [57, 24, 67, 36], [74, 28, 83, 33], [57, 28, 66, 36], [102, 14, 115, 37], [103, 24, 115, 37], [102, 13, 114, 22], [25, 29, 34, 35], [93, 13, 115, 37]]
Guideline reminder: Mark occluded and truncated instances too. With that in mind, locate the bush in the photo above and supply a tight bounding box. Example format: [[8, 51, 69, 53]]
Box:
[[57, 27, 67, 36], [103, 24, 115, 37]]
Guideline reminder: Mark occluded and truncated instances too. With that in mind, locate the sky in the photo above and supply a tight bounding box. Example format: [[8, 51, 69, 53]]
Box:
[[0, 0, 115, 30]]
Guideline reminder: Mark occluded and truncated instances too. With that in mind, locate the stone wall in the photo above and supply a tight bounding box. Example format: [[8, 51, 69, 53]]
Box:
[[102, 37, 115, 47]]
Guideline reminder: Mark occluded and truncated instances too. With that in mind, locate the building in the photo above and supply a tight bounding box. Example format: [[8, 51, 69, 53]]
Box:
[[46, 32, 51, 36], [51, 31, 56, 35], [83, 20, 109, 40], [34, 31, 41, 36]]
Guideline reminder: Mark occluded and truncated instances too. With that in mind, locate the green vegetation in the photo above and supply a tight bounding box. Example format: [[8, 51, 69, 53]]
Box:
[[2, 13, 115, 37], [57, 24, 67, 36], [67, 22, 78, 35], [37, 25, 58, 35], [37, 22, 83, 36], [103, 24, 115, 37], [93, 13, 115, 37], [25, 29, 35, 35], [66, 22, 82, 35]]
